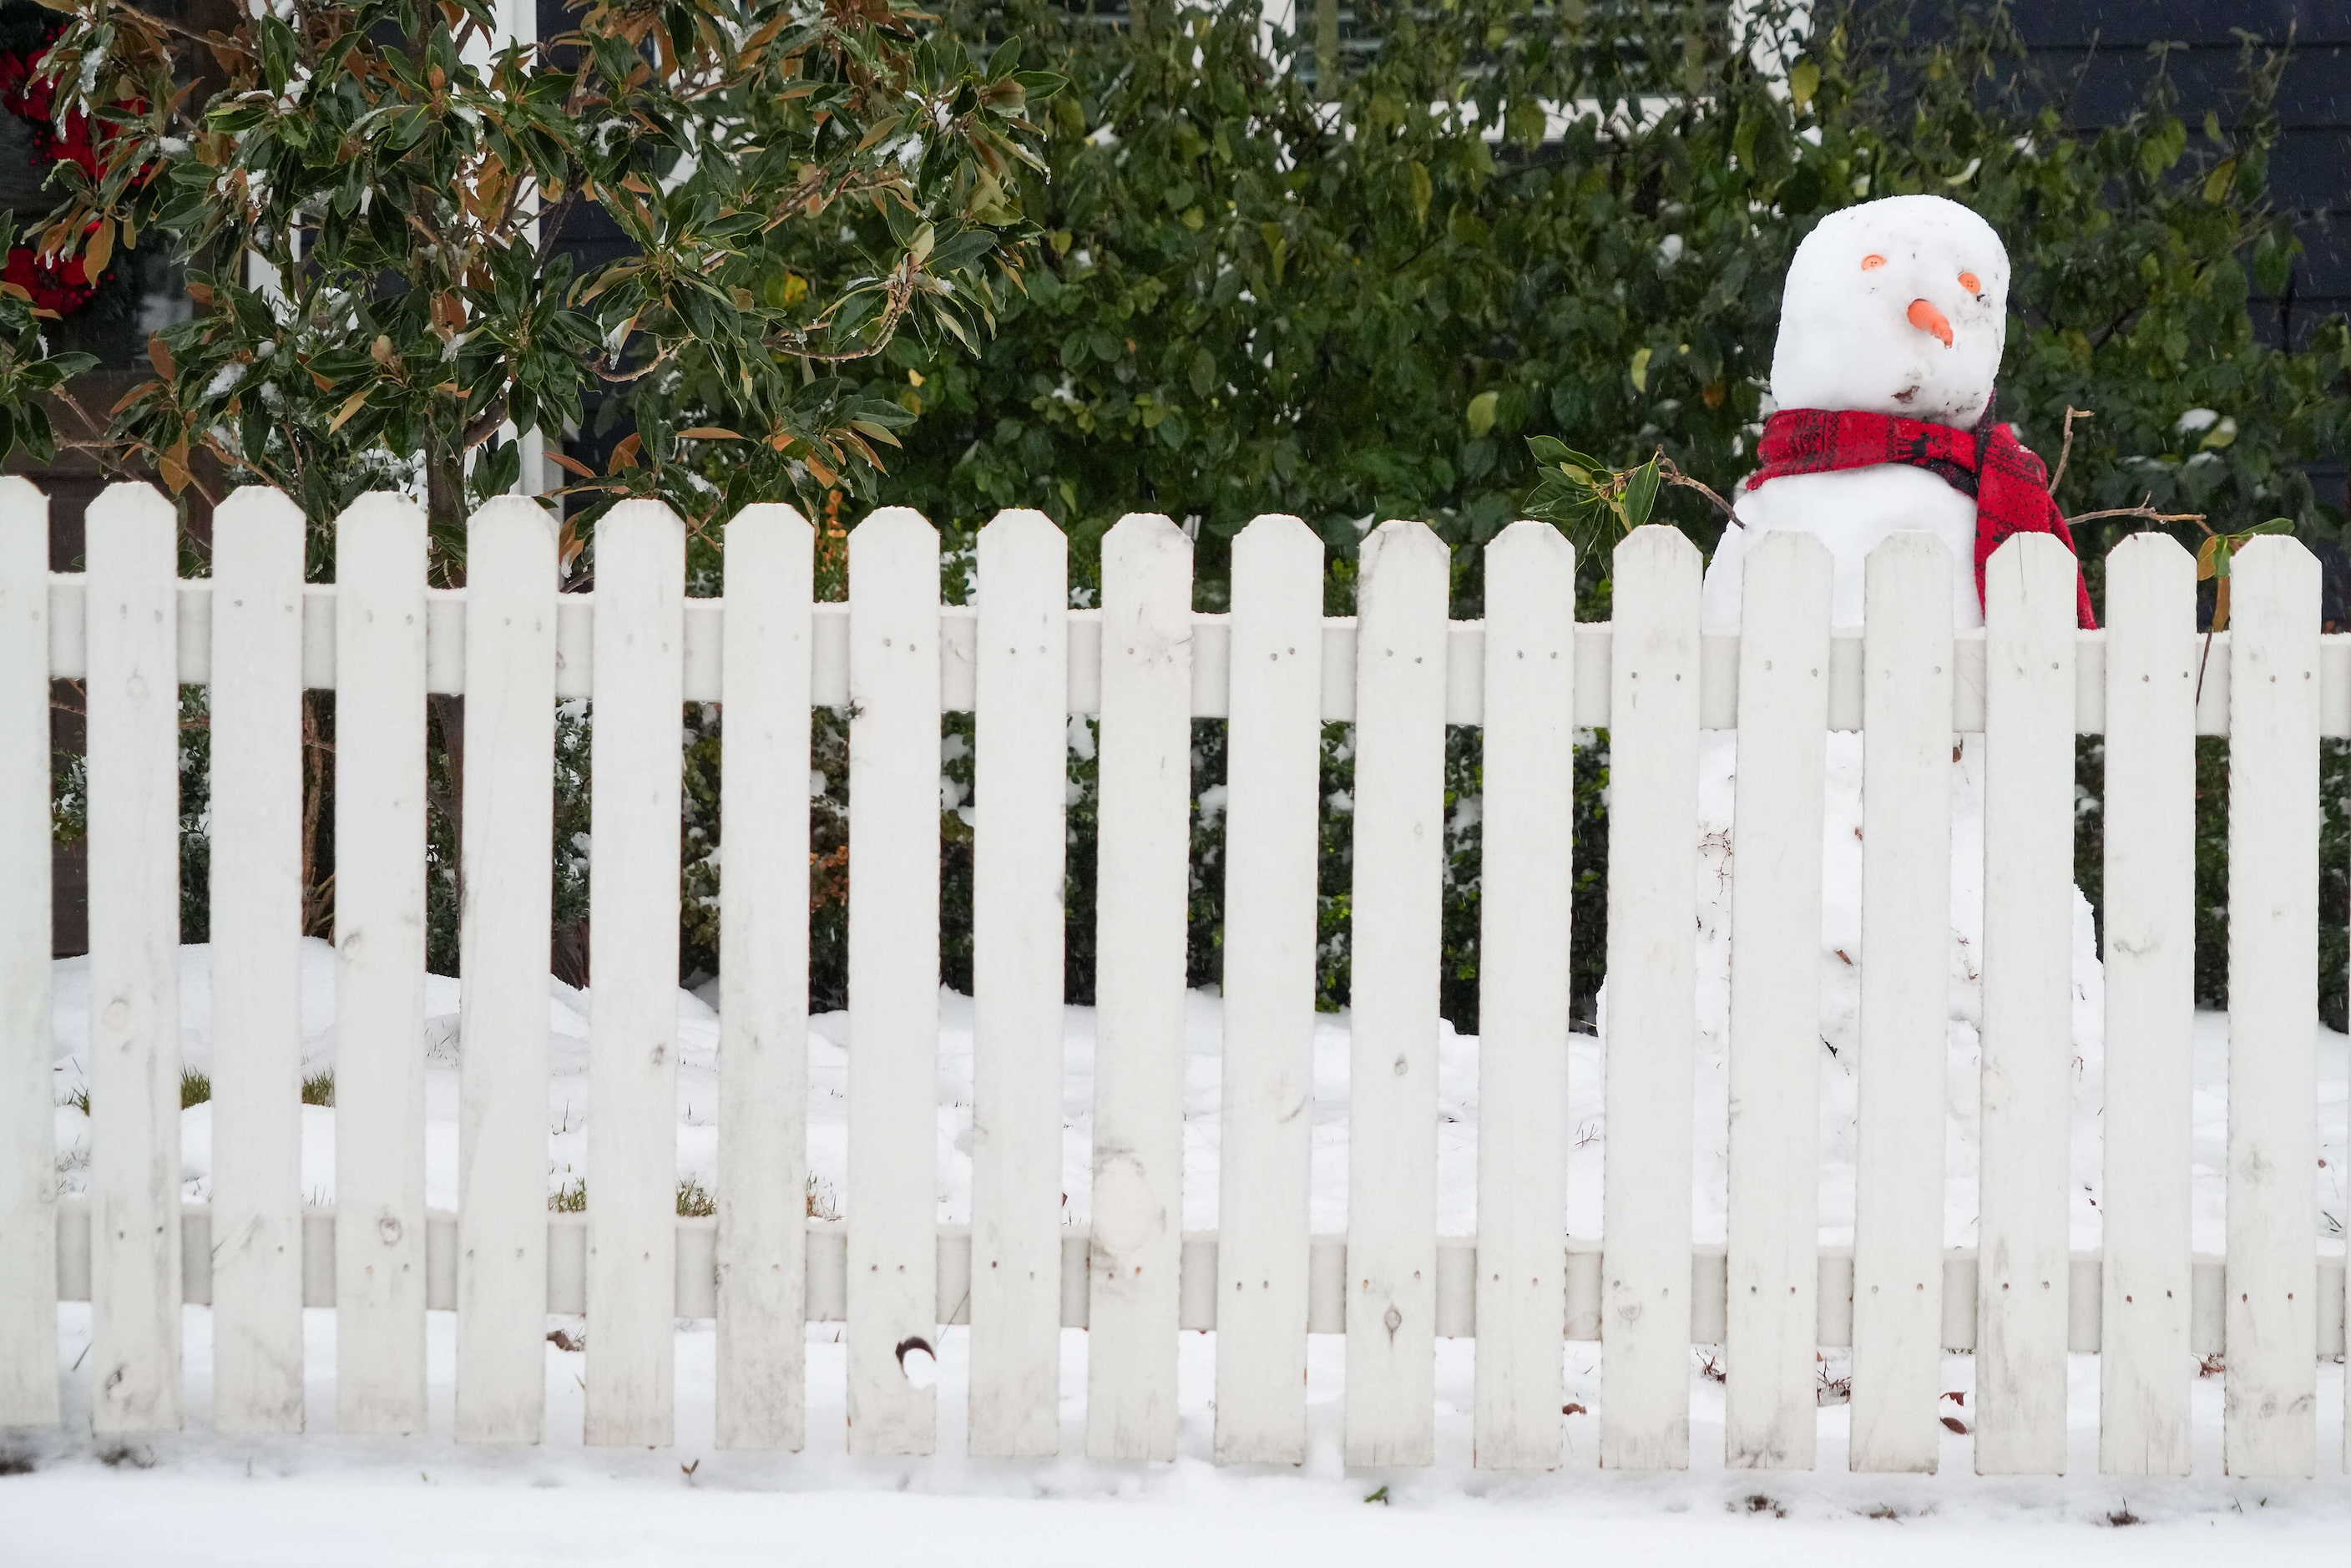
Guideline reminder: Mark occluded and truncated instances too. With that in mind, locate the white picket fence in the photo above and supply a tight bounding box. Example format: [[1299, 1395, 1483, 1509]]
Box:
[[1, 476, 2345, 1479]]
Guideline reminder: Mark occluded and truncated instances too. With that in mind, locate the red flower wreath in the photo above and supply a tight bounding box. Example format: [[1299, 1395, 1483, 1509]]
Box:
[[0, 28, 128, 317]]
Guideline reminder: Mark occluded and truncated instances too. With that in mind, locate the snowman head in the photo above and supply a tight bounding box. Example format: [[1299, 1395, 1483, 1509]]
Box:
[[1767, 194, 2009, 427]]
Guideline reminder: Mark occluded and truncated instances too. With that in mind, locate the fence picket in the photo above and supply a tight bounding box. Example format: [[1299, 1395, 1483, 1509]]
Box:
[[846, 507, 942, 1458], [1472, 519, 1575, 1471], [0, 478, 53, 1427], [1848, 534, 1955, 1474], [968, 508, 1069, 1458], [1211, 513, 1324, 1466], [85, 483, 187, 1436], [208, 487, 309, 1435], [2223, 537, 2320, 1479], [454, 497, 559, 1444], [1976, 533, 2078, 1475], [2098, 533, 2197, 1476], [1723, 531, 1832, 1470], [1343, 519, 1450, 1468], [333, 491, 430, 1436], [584, 500, 687, 1448], [1600, 523, 1702, 1470], [715, 503, 814, 1452], [1087, 513, 1192, 1462]]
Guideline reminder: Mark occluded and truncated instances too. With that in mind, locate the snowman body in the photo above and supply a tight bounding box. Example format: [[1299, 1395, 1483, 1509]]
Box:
[[1701, 464, 1983, 631], [1632, 195, 2104, 1251]]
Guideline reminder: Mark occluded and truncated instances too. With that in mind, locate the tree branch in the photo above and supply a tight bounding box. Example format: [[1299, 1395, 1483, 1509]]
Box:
[[2048, 405, 2090, 495], [2063, 503, 2204, 528], [1659, 456, 1738, 524]]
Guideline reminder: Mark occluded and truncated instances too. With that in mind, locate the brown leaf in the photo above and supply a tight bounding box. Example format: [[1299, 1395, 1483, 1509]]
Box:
[[83, 218, 114, 279], [1562, 1402, 1586, 1416], [676, 427, 744, 441], [158, 457, 191, 494], [327, 389, 371, 432], [1939, 1416, 1968, 1434], [548, 452, 598, 479], [609, 432, 643, 473], [147, 334, 174, 382], [1944, 1390, 1966, 1406]]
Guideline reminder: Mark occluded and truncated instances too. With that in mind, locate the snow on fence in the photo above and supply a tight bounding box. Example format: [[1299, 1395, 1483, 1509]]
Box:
[[0, 477, 2345, 1478]]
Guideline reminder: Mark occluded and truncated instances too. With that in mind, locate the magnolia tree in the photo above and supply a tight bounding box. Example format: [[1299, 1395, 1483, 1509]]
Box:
[[23, 0, 1057, 547]]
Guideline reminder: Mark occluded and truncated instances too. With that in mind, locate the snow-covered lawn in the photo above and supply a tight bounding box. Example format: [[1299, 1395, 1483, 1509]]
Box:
[[8, 1305, 2351, 1565], [43, 938, 2351, 1249], [18, 941, 2351, 1564]]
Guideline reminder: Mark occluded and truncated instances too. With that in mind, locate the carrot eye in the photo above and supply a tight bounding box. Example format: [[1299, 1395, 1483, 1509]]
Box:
[[1959, 271, 1982, 294], [1861, 254, 1887, 270]]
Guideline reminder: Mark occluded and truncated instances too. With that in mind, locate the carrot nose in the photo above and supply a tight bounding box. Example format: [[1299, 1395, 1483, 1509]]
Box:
[[1908, 298, 1954, 347]]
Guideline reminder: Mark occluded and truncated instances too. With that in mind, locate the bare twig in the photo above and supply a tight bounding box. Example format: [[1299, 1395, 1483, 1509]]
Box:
[[2063, 504, 2205, 529], [1658, 457, 1738, 524], [2048, 405, 2091, 496]]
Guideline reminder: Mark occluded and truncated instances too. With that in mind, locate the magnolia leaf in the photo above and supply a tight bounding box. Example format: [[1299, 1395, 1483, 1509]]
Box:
[[1629, 346, 1653, 393], [1620, 458, 1663, 530], [676, 426, 744, 440], [83, 218, 114, 278], [1466, 390, 1498, 438], [1410, 161, 1432, 228], [1789, 59, 1820, 109], [327, 389, 370, 432], [2195, 535, 2222, 579]]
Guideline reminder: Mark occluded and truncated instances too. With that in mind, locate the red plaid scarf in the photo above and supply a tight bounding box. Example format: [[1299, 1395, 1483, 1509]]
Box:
[[1746, 406, 2097, 630]]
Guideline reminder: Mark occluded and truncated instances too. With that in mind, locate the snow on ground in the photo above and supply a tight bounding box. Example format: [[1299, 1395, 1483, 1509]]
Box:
[[43, 940, 2351, 1251], [7, 1306, 2351, 1565], [23, 942, 2351, 1564]]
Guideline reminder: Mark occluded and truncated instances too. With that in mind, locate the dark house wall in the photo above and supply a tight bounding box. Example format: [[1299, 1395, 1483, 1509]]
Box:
[[2000, 1, 2350, 350]]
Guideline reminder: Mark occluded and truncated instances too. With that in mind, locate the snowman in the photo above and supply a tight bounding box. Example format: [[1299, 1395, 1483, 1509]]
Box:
[[1680, 195, 2105, 1251]]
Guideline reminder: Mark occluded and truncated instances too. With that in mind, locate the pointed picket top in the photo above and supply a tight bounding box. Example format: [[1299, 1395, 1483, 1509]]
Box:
[[215, 484, 306, 550], [980, 506, 1062, 552], [331, 486, 427, 550], [599, 496, 686, 550], [727, 501, 814, 538], [2229, 531, 2320, 605], [1742, 522, 1831, 580], [1863, 528, 1954, 599], [2104, 525, 2194, 580], [1358, 516, 1449, 588], [1487, 516, 1575, 580], [468, 492, 562, 558], [1615, 518, 1702, 575], [1103, 509, 1186, 560], [1984, 529, 2077, 615], [88, 478, 179, 551], [1233, 512, 1322, 578], [850, 503, 937, 559], [0, 473, 42, 546]]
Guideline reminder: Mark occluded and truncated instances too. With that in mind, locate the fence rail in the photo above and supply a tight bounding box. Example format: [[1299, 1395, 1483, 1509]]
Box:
[[38, 1200, 2351, 1356], [2, 478, 2346, 1481], [37, 549, 2351, 736]]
